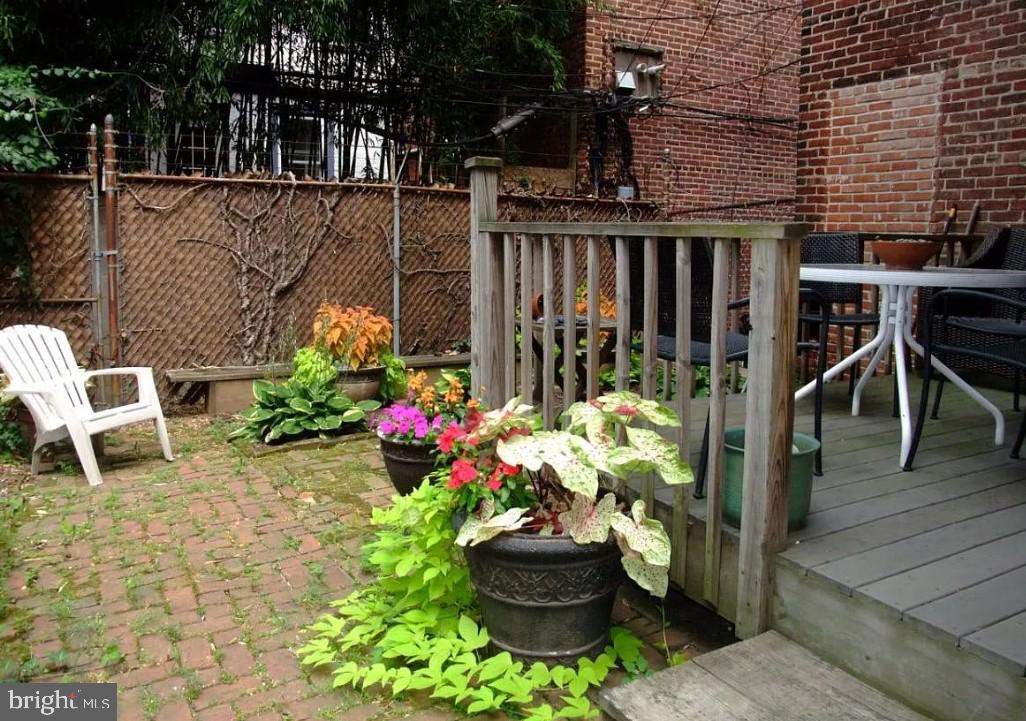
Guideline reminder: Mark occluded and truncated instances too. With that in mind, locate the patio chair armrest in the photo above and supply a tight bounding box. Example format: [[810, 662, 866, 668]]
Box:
[[927, 289, 1026, 318], [3, 382, 59, 398], [82, 367, 160, 404]]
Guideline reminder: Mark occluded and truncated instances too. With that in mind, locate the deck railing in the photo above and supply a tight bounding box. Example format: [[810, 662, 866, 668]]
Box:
[[466, 157, 807, 638]]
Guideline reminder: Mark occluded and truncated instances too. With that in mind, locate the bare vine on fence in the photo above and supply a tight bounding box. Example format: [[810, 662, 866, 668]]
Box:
[[176, 181, 350, 364]]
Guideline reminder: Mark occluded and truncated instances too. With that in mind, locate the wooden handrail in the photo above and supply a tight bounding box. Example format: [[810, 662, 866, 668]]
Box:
[[480, 221, 809, 239]]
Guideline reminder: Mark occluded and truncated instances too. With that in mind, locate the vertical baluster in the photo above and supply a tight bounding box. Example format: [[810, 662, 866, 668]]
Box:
[[673, 237, 692, 589], [542, 235, 556, 428], [563, 234, 577, 412], [586, 236, 601, 399], [520, 234, 534, 401], [729, 239, 742, 393], [503, 233, 516, 400], [703, 238, 730, 607], [615, 237, 631, 392], [641, 236, 659, 514]]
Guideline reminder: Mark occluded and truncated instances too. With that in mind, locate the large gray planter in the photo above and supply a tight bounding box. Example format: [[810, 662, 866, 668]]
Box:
[[464, 532, 624, 665]]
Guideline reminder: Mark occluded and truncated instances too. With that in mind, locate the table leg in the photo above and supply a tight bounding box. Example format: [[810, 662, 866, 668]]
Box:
[[899, 287, 1006, 446], [891, 287, 914, 466], [795, 285, 892, 402], [852, 285, 896, 416]]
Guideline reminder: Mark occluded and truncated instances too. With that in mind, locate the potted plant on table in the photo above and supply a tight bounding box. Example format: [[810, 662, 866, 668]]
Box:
[[313, 304, 393, 402], [439, 391, 693, 664], [373, 370, 478, 495]]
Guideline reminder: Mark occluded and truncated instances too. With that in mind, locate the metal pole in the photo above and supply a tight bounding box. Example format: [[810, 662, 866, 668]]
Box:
[[392, 150, 410, 356], [102, 115, 121, 400], [87, 124, 110, 407]]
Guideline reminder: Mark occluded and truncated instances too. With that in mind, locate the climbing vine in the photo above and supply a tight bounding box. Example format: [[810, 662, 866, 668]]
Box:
[[297, 477, 652, 720]]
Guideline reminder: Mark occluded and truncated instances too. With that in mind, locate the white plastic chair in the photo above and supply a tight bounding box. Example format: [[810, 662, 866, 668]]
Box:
[[0, 324, 172, 486]]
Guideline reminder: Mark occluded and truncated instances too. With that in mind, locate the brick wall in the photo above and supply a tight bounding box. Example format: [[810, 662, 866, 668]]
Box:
[[573, 0, 801, 219], [798, 0, 1026, 232]]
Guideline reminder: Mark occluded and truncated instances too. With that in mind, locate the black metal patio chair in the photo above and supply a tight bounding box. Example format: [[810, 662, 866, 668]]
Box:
[[625, 239, 829, 495], [799, 233, 879, 396], [904, 288, 1026, 470], [920, 226, 1026, 418]]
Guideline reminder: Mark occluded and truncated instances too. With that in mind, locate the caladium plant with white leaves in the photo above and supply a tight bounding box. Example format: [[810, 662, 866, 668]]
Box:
[[444, 391, 693, 597]]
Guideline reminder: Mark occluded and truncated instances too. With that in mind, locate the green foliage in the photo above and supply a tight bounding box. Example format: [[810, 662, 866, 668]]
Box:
[[229, 379, 380, 444], [0, 491, 27, 626], [448, 393, 689, 596], [599, 351, 715, 398], [291, 346, 338, 387], [298, 477, 649, 719], [0, 393, 26, 460], [378, 351, 407, 401]]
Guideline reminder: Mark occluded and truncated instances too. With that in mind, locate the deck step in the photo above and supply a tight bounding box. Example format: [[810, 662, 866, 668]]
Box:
[[598, 631, 934, 721]]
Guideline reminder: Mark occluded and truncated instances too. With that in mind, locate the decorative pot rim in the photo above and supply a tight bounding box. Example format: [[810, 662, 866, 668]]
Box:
[[377, 431, 435, 446], [336, 364, 386, 377]]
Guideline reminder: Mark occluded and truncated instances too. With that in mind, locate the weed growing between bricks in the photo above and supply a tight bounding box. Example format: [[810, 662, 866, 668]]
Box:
[[0, 416, 731, 720]]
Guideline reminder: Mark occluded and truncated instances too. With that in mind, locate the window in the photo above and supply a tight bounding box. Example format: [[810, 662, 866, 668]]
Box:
[[614, 44, 664, 100]]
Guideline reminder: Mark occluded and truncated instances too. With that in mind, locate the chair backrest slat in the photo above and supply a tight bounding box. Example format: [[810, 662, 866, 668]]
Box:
[[0, 325, 87, 429]]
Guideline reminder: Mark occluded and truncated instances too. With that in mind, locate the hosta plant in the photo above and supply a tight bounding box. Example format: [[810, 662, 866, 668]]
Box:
[[313, 304, 393, 370], [230, 379, 380, 444], [441, 391, 693, 597]]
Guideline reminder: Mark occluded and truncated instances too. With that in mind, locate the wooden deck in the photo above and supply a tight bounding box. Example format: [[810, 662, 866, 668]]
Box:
[[599, 631, 932, 721], [645, 375, 1026, 721]]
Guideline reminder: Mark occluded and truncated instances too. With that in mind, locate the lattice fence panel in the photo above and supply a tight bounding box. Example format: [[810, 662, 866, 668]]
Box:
[[0, 178, 97, 366]]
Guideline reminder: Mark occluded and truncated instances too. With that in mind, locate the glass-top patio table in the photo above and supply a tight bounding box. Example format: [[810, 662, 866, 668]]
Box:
[[795, 264, 1026, 468]]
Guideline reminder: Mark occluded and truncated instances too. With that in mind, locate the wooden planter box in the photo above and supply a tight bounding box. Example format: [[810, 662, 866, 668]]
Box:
[[166, 352, 471, 416]]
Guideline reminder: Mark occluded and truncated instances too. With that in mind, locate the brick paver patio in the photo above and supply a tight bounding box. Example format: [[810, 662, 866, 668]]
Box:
[[0, 417, 732, 720]]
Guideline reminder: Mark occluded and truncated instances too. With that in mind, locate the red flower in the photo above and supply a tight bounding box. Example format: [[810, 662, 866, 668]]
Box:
[[447, 458, 478, 489], [437, 423, 463, 454], [498, 462, 520, 476], [486, 468, 504, 491]]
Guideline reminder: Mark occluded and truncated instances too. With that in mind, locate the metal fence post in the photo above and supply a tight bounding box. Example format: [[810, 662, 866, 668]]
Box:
[[87, 124, 111, 408]]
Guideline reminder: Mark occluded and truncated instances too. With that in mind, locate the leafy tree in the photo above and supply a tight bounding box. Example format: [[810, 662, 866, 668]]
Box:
[[0, 0, 587, 174]]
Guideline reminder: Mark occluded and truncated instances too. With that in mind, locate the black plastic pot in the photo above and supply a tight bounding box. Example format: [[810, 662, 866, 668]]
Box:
[[464, 532, 624, 665], [379, 436, 437, 495]]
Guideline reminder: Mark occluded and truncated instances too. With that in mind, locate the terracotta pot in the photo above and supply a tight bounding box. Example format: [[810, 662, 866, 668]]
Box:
[[378, 436, 437, 495], [336, 365, 383, 402], [871, 240, 943, 270]]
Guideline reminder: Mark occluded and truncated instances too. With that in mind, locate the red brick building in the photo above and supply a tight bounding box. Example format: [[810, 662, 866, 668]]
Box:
[[797, 0, 1026, 232], [510, 1, 801, 220]]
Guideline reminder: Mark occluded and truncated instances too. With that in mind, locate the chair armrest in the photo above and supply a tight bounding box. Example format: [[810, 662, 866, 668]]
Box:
[[82, 367, 160, 405], [927, 289, 1026, 317], [3, 382, 59, 398]]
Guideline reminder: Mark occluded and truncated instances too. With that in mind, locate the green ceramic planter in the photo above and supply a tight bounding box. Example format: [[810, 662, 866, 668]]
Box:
[[722, 426, 820, 530]]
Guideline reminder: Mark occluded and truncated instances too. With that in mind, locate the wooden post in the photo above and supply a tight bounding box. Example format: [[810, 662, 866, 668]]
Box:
[[466, 157, 503, 407], [703, 238, 730, 607], [102, 115, 122, 403], [736, 233, 802, 639]]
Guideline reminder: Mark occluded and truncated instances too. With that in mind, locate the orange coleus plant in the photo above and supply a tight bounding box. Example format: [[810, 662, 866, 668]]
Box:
[[313, 304, 393, 370]]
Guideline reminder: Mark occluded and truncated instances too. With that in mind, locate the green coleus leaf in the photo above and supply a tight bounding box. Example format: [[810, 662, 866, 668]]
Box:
[[594, 390, 680, 427], [607, 427, 693, 486], [455, 503, 531, 547], [559, 492, 615, 544], [497, 432, 599, 500]]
